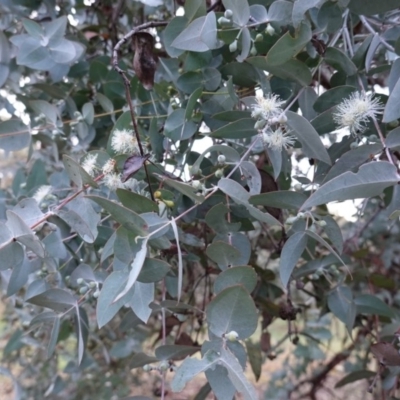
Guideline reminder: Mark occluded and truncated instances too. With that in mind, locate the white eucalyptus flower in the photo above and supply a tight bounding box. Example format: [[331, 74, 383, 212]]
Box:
[[333, 92, 384, 134], [81, 153, 98, 176], [111, 128, 140, 155], [102, 159, 116, 175], [251, 94, 285, 120], [103, 172, 124, 190], [262, 127, 295, 151], [33, 185, 52, 205]]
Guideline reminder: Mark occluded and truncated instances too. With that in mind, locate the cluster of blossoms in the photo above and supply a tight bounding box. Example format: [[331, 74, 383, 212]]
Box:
[[80, 129, 141, 191], [251, 94, 295, 152], [333, 91, 384, 135]]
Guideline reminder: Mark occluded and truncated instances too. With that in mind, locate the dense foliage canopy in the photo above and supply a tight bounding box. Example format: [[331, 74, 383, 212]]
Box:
[[2, 0, 400, 399]]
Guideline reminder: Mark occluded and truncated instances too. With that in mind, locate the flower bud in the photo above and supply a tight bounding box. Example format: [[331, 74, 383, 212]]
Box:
[[229, 40, 238, 53], [225, 331, 239, 341], [93, 290, 100, 298], [255, 33, 263, 42], [266, 23, 275, 36], [158, 360, 170, 371], [224, 9, 233, 19], [154, 190, 162, 199], [218, 16, 233, 27], [250, 45, 257, 56], [191, 180, 202, 190], [217, 154, 226, 164], [277, 113, 287, 124], [79, 286, 88, 294], [77, 278, 84, 285], [163, 200, 175, 208], [317, 220, 327, 227], [143, 364, 152, 372], [215, 169, 224, 178], [294, 183, 302, 191]]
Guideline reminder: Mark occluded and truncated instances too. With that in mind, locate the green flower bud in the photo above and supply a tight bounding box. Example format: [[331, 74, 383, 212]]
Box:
[[218, 16, 233, 27], [192, 180, 202, 190], [143, 364, 152, 372], [79, 286, 88, 294], [225, 330, 239, 341], [250, 45, 257, 56], [158, 360, 170, 371], [217, 154, 226, 164], [329, 264, 337, 272], [331, 269, 340, 277], [266, 23, 275, 36], [294, 183, 302, 191], [77, 278, 84, 285], [224, 9, 233, 19], [89, 281, 96, 289], [229, 40, 238, 53], [317, 220, 327, 227], [93, 290, 100, 298], [215, 169, 224, 178], [255, 33, 263, 42], [277, 113, 287, 124]]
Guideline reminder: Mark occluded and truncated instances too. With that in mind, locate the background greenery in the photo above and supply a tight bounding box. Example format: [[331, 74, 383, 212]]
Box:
[[1, 0, 400, 399]]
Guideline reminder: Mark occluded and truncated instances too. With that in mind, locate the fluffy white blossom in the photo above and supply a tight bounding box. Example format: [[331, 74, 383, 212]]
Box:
[[252, 94, 285, 120], [103, 173, 124, 190], [33, 185, 52, 205], [111, 129, 140, 155], [262, 128, 295, 151], [81, 153, 98, 176], [102, 159, 116, 175], [333, 92, 384, 134]]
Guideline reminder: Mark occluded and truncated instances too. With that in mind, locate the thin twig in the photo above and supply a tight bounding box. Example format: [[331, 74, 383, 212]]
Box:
[[111, 21, 167, 200], [360, 15, 395, 53]]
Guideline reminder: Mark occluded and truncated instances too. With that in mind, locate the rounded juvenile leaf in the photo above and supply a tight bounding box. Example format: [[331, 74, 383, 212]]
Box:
[[206, 241, 241, 270], [206, 285, 258, 339], [171, 12, 221, 52], [214, 266, 257, 294]]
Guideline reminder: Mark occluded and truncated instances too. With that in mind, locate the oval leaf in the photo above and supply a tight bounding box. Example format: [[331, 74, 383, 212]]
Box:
[[279, 231, 308, 288], [300, 162, 398, 210]]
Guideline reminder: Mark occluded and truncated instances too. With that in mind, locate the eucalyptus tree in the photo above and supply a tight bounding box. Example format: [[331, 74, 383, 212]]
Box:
[[1, 0, 400, 399]]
